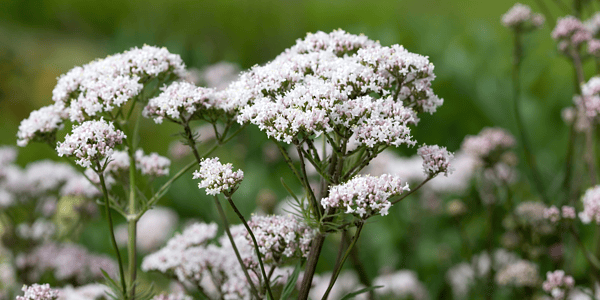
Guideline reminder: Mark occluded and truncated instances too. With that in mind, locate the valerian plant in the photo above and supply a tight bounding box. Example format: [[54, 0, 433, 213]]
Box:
[[10, 1, 600, 298]]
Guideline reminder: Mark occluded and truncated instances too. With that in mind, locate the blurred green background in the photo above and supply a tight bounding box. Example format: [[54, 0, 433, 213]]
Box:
[[0, 0, 590, 297]]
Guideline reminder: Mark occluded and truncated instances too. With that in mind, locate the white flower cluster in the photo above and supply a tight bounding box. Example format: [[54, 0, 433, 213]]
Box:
[[495, 260, 539, 287], [543, 205, 576, 223], [373, 270, 429, 300], [16, 220, 56, 242], [417, 144, 454, 177], [542, 270, 575, 300], [234, 30, 441, 146], [501, 3, 544, 29], [57, 284, 109, 300], [580, 76, 600, 118], [321, 174, 409, 218], [152, 294, 192, 300], [143, 81, 219, 123], [579, 185, 600, 224], [0, 157, 100, 208], [585, 12, 600, 36], [446, 249, 521, 299], [135, 149, 171, 177], [245, 215, 315, 264], [141, 222, 219, 277], [17, 103, 68, 147], [192, 157, 244, 196], [142, 222, 291, 300], [16, 284, 59, 300], [56, 119, 126, 168], [588, 39, 600, 57], [52, 45, 185, 122], [16, 242, 117, 285], [552, 16, 592, 51], [461, 127, 515, 163]]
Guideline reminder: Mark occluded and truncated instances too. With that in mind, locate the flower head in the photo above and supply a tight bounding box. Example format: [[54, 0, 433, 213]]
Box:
[[16, 284, 59, 300], [193, 158, 244, 196], [461, 127, 515, 165], [233, 30, 440, 147], [542, 270, 575, 300], [135, 150, 171, 177], [17, 104, 68, 147], [495, 260, 539, 287], [56, 118, 126, 168], [580, 185, 600, 224], [417, 144, 454, 177], [143, 81, 220, 123], [52, 45, 185, 122], [501, 3, 544, 29], [552, 16, 592, 51], [321, 174, 409, 218], [245, 215, 315, 264]]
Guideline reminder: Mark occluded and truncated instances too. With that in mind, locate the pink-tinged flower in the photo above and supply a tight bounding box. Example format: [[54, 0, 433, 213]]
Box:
[[561, 206, 576, 219], [16, 284, 59, 300], [417, 144, 454, 177], [552, 16, 592, 51], [580, 77, 600, 118], [501, 3, 544, 29], [233, 30, 440, 147], [579, 185, 600, 224], [143, 81, 220, 124], [56, 118, 126, 168], [542, 270, 575, 300], [135, 150, 170, 177], [16, 242, 117, 284], [17, 103, 68, 147], [585, 12, 600, 36], [193, 157, 244, 196], [52, 45, 185, 122], [321, 174, 409, 218], [461, 127, 515, 164], [588, 39, 600, 56], [544, 205, 560, 223], [245, 215, 315, 264]]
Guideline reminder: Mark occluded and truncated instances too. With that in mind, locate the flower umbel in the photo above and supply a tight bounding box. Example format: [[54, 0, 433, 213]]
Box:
[[193, 157, 244, 196], [321, 174, 409, 218], [56, 118, 126, 168], [417, 144, 454, 177], [16, 284, 59, 300]]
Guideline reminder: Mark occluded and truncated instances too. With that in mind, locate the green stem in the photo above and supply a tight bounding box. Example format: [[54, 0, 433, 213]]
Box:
[[391, 176, 432, 205], [98, 168, 127, 297], [127, 147, 138, 298], [213, 196, 261, 299], [321, 223, 364, 300], [225, 195, 274, 300]]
